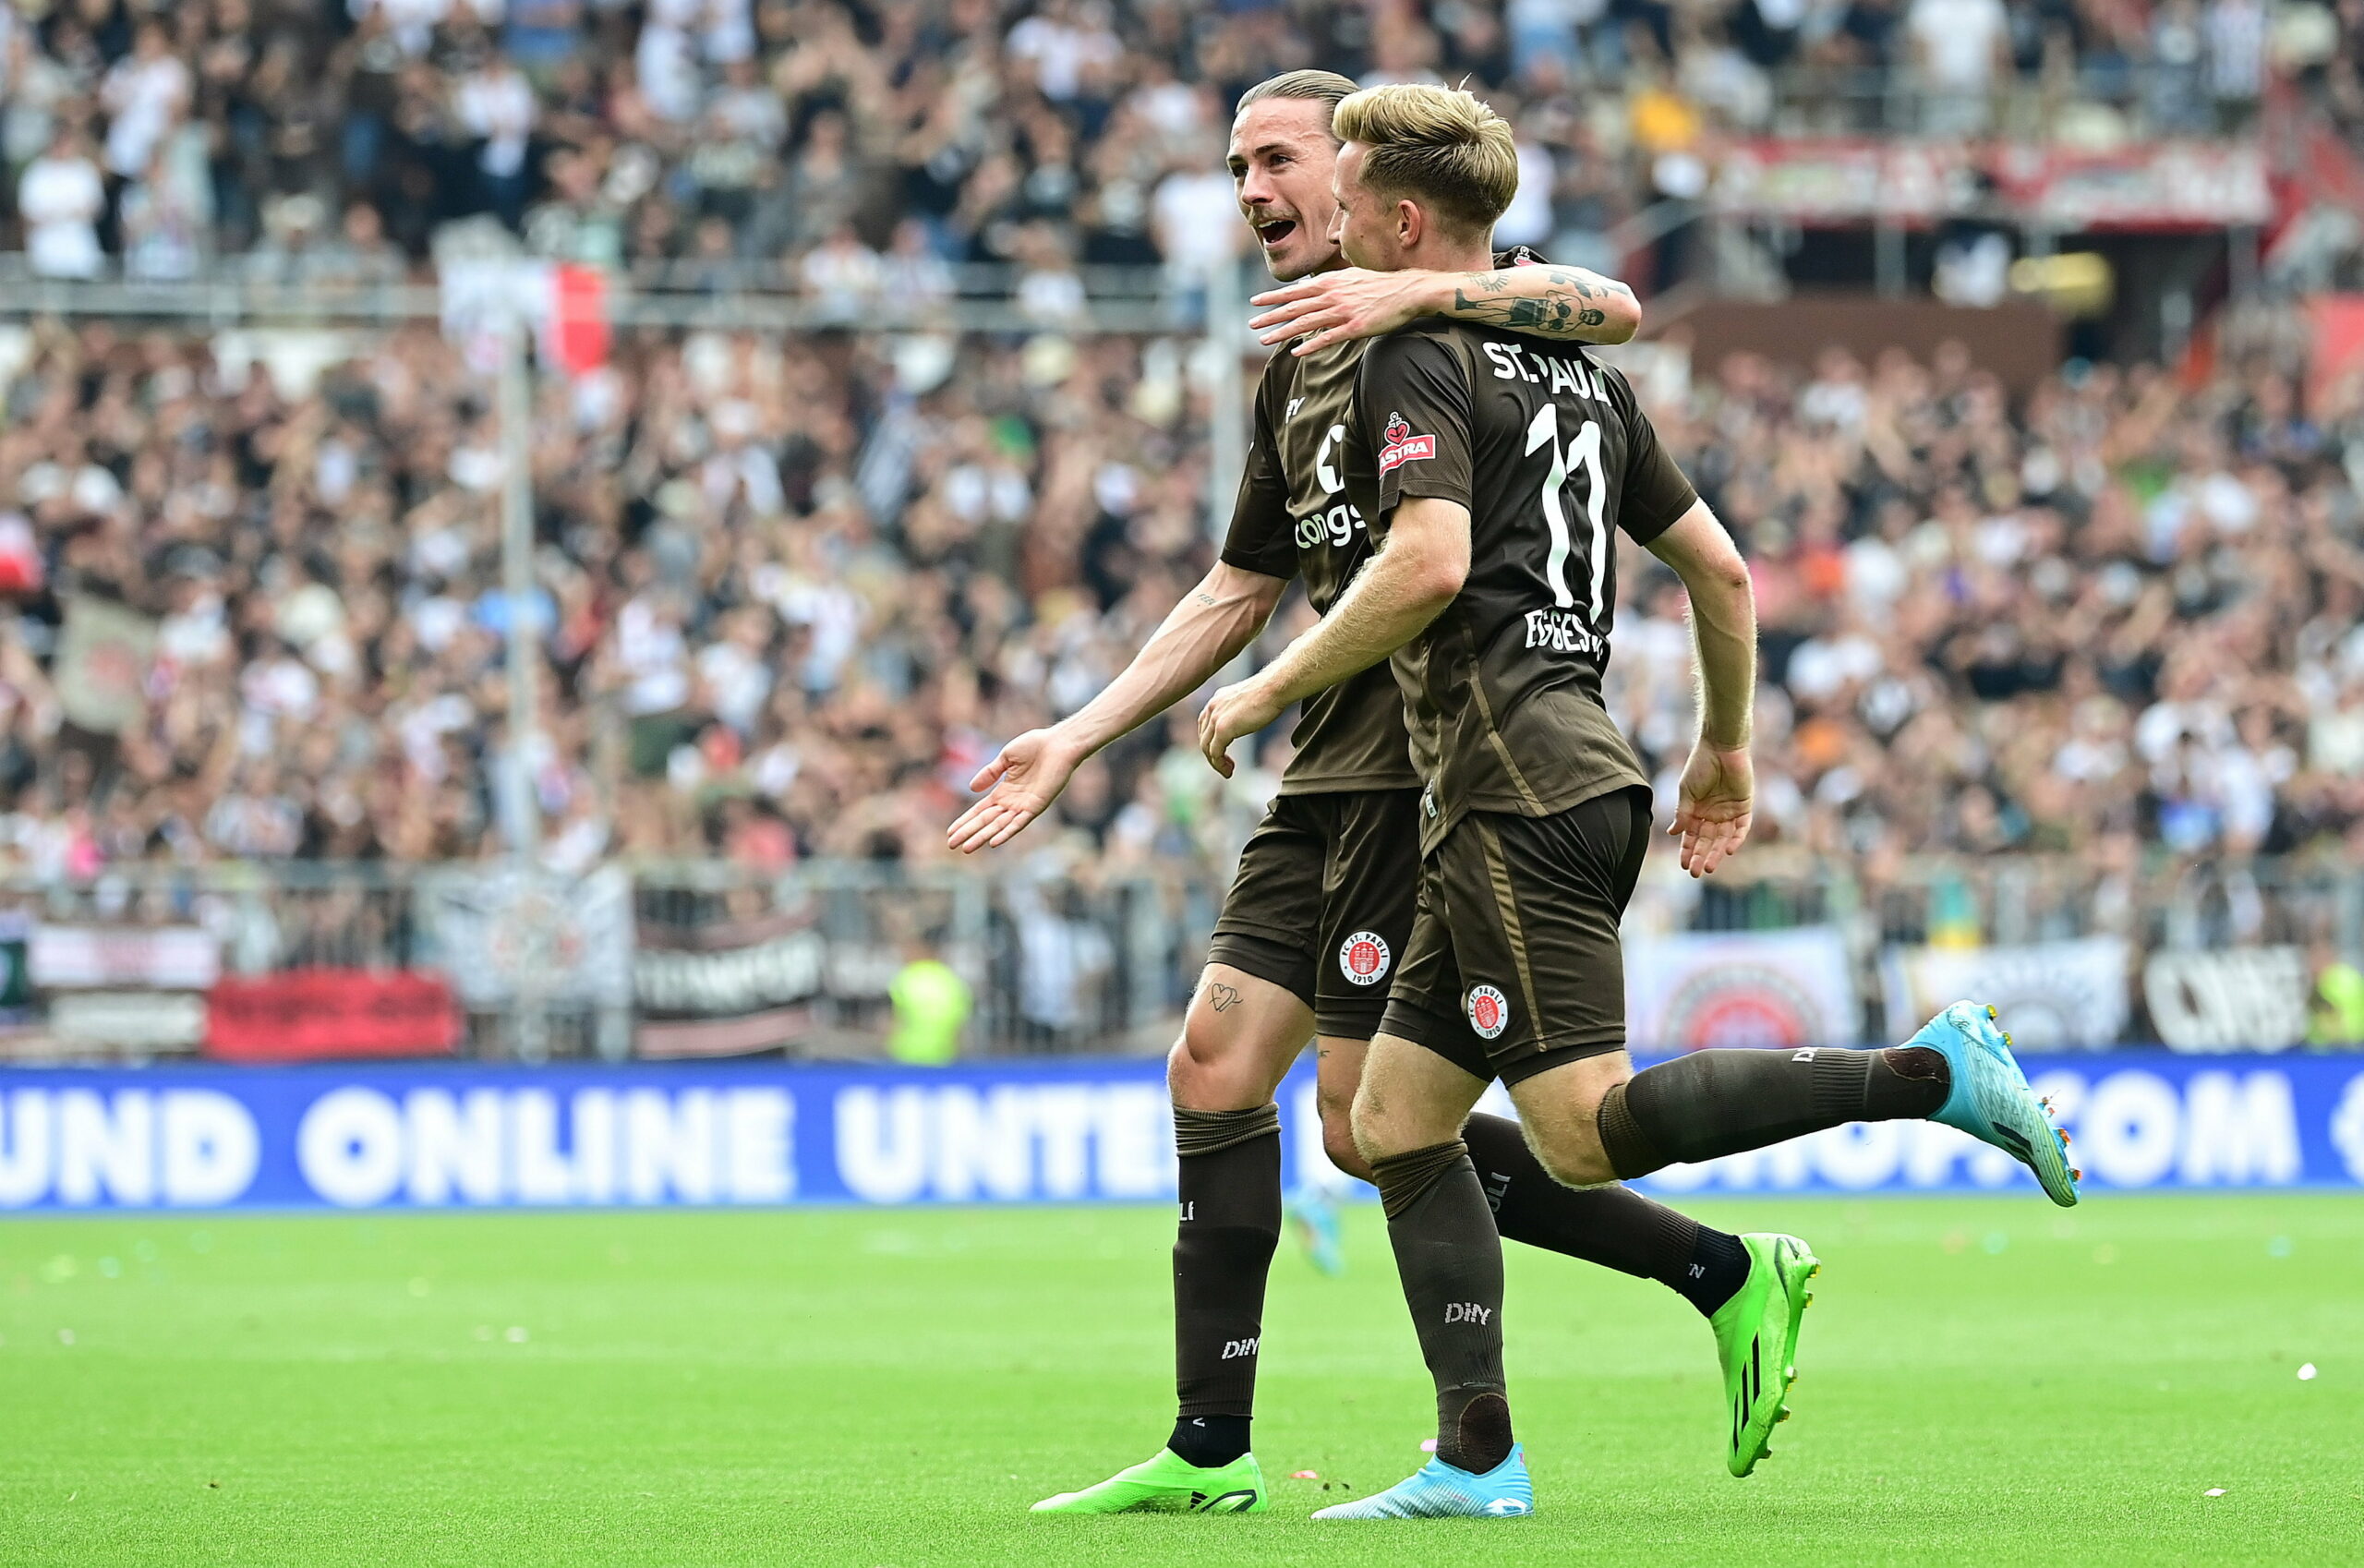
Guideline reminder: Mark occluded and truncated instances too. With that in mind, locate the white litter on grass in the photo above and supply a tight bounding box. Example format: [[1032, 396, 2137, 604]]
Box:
[[505, 1326, 529, 1344], [2204, 1489, 2226, 1498], [2298, 1363, 2318, 1381], [1419, 1439, 1438, 1453]]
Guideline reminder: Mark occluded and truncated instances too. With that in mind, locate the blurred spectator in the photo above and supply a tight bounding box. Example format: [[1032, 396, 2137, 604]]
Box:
[[453, 49, 537, 230], [315, 202, 409, 289], [99, 20, 192, 182], [887, 935, 973, 1063], [1007, 0, 1123, 103], [18, 127, 105, 279], [1905, 0, 2009, 130], [800, 223, 885, 322], [2312, 948, 2364, 1043], [1150, 148, 1237, 286], [2206, 0, 2270, 128], [119, 151, 205, 281]]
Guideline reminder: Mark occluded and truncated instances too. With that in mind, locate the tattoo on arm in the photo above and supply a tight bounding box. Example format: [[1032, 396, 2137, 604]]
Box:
[[1208, 983, 1241, 1012], [1194, 591, 1218, 606], [1449, 266, 1631, 339]]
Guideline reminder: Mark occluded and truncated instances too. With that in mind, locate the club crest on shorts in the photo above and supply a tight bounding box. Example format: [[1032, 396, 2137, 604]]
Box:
[[1338, 930, 1392, 986], [1466, 984, 1510, 1040]]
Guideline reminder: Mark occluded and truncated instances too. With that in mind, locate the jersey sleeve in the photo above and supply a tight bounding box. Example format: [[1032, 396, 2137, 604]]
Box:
[[1359, 329, 1474, 519], [1218, 356, 1300, 581], [1605, 365, 1698, 546]]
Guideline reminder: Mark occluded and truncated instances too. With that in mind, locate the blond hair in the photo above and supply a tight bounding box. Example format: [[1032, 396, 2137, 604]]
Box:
[[1235, 69, 1358, 120], [1331, 83, 1518, 238]]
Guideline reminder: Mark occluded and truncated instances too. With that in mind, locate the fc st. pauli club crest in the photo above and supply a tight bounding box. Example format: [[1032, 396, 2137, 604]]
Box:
[[1466, 983, 1510, 1039], [1338, 929, 1392, 986]]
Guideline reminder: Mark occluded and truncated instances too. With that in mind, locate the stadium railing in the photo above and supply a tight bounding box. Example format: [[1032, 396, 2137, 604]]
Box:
[[3, 854, 2358, 1064], [1757, 64, 2265, 139]]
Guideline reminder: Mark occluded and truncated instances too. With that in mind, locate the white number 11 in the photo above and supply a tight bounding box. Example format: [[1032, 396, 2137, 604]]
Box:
[[1523, 404, 1608, 621]]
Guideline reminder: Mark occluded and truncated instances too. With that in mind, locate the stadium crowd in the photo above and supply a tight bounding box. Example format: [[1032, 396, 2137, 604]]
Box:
[[0, 0, 2345, 283], [0, 0, 2359, 906], [0, 302, 2361, 899]]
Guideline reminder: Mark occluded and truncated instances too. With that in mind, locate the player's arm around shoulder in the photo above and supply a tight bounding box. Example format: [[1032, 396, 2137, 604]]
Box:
[[1249, 261, 1641, 357]]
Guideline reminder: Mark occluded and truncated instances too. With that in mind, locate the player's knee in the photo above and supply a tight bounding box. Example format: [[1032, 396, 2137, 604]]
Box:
[[1168, 1002, 1262, 1110], [1318, 1100, 1373, 1182], [1349, 1076, 1423, 1165], [1526, 1116, 1617, 1188]]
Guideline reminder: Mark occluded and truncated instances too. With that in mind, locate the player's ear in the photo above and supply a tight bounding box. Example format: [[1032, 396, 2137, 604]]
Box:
[[1396, 199, 1421, 250]]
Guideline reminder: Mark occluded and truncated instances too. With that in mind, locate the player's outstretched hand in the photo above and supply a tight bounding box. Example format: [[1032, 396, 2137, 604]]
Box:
[[947, 728, 1082, 854], [1670, 742, 1754, 878], [1197, 678, 1284, 778], [1249, 269, 1432, 356]]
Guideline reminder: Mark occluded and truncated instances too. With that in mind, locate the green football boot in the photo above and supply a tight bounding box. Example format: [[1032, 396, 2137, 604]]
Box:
[[1031, 1449, 1270, 1514], [1709, 1232, 1819, 1478]]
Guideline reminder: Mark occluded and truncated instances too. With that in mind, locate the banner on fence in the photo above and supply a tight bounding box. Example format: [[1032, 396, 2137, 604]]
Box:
[[1882, 936, 2129, 1049], [29, 924, 220, 992], [1625, 927, 1857, 1050], [422, 866, 633, 1008], [2144, 947, 2310, 1053], [51, 992, 207, 1052], [1713, 139, 2272, 228], [1, 1053, 2358, 1211], [206, 971, 460, 1063], [634, 912, 824, 1059]]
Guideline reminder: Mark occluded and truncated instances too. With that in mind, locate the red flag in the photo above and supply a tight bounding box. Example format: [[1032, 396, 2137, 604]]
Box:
[[548, 263, 609, 377]]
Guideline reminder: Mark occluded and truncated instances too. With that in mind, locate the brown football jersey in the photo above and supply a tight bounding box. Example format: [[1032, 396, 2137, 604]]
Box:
[[1347, 320, 1700, 851], [1221, 339, 1421, 793]]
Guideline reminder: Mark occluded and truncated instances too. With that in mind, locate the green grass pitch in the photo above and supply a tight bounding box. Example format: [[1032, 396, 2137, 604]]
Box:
[[3, 1195, 2359, 1566]]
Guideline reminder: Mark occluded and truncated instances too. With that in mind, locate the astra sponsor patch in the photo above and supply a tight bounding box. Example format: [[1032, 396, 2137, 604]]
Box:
[[1378, 411, 1436, 474]]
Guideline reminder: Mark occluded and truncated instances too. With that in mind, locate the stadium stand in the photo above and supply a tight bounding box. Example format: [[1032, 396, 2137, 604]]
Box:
[[0, 0, 2352, 282], [1, 0, 2362, 1051]]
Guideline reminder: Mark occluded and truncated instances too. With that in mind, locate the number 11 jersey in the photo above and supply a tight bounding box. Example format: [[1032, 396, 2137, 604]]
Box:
[[1353, 319, 1701, 854]]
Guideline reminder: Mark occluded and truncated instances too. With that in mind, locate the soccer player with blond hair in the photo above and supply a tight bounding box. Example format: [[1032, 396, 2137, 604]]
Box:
[[1196, 82, 2077, 1518]]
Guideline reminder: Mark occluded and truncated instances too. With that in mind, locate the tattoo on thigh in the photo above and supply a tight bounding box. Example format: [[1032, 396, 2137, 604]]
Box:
[[1208, 983, 1241, 1012]]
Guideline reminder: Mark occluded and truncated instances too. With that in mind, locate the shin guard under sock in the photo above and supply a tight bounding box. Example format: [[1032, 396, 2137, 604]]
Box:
[[1597, 1046, 1949, 1178], [1370, 1140, 1513, 1474], [1170, 1104, 1282, 1464]]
